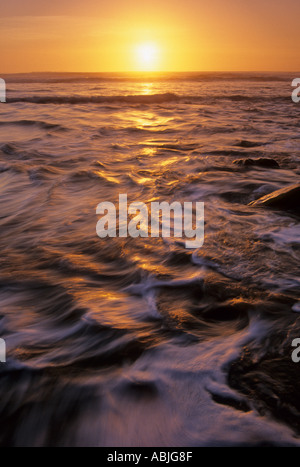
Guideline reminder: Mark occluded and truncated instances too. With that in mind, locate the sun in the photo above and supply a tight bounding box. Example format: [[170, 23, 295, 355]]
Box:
[[135, 42, 159, 71]]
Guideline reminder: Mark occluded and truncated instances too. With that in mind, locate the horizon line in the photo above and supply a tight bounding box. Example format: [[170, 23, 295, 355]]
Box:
[[1, 70, 300, 75]]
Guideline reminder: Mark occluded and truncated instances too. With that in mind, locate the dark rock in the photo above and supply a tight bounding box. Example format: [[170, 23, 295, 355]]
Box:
[[235, 140, 263, 148], [233, 158, 280, 168], [228, 339, 300, 434], [249, 184, 300, 215]]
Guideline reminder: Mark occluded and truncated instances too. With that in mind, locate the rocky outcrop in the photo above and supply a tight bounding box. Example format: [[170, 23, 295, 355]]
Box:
[[233, 158, 279, 168], [249, 184, 300, 215]]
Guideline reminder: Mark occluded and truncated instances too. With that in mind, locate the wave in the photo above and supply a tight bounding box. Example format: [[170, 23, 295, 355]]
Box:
[[0, 120, 67, 131], [8, 93, 179, 105], [7, 93, 289, 105], [2, 72, 292, 84]]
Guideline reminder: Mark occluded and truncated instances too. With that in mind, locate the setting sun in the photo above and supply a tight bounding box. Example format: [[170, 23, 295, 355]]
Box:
[[135, 42, 159, 71]]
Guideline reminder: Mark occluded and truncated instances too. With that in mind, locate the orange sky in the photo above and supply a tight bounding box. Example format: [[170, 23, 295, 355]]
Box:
[[1, 0, 300, 73]]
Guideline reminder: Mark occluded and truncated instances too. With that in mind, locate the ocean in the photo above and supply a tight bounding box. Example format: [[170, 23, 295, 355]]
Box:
[[0, 72, 299, 446]]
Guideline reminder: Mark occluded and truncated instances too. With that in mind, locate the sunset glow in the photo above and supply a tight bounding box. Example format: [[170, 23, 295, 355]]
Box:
[[1, 0, 300, 72], [1, 0, 300, 450]]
